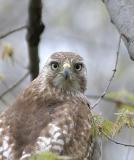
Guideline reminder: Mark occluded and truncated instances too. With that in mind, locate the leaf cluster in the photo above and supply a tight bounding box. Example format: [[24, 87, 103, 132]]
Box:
[[92, 91, 134, 138]]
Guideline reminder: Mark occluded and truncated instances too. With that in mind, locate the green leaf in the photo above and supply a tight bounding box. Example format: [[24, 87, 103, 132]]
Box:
[[92, 114, 115, 137], [107, 91, 134, 104], [101, 119, 116, 137], [30, 152, 61, 160], [92, 91, 134, 141], [0, 74, 4, 81], [29, 152, 73, 160], [115, 107, 134, 129]]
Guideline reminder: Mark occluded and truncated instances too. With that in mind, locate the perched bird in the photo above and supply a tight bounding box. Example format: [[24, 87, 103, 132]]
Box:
[[0, 52, 101, 160]]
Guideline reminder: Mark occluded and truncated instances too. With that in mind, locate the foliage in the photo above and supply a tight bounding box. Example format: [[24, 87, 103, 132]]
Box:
[[93, 91, 134, 138], [0, 74, 4, 81], [30, 152, 60, 160], [29, 152, 72, 160], [107, 90, 134, 107], [92, 114, 116, 137], [0, 43, 14, 60], [0, 43, 14, 83]]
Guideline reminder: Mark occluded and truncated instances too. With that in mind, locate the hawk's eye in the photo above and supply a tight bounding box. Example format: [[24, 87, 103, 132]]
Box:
[[74, 63, 83, 71], [51, 61, 59, 70]]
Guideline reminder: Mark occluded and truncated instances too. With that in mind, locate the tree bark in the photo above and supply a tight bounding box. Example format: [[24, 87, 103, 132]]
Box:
[[102, 0, 134, 61], [26, 0, 45, 80]]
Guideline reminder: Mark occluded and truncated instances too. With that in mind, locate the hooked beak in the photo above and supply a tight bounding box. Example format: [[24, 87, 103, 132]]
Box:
[[63, 63, 71, 80]]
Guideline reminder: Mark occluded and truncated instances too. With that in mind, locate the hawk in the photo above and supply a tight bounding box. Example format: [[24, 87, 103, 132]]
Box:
[[0, 52, 101, 160]]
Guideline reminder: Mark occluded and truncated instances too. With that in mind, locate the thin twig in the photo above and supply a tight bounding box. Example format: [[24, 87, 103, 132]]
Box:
[[102, 131, 134, 148], [0, 72, 29, 99], [0, 25, 27, 39], [125, 135, 131, 160], [0, 98, 8, 106], [86, 94, 134, 108], [91, 35, 122, 109]]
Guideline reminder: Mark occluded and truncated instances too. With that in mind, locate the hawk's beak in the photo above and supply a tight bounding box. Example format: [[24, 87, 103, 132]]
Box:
[[63, 63, 71, 80]]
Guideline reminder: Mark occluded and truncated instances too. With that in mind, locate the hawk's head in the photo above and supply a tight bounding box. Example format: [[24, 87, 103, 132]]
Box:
[[43, 52, 87, 93]]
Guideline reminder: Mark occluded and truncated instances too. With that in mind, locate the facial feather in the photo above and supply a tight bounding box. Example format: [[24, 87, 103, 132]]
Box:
[[43, 52, 87, 92]]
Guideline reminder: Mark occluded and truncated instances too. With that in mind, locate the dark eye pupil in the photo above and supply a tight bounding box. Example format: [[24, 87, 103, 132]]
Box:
[[51, 62, 59, 70], [53, 64, 57, 68], [75, 63, 82, 70], [76, 64, 80, 69]]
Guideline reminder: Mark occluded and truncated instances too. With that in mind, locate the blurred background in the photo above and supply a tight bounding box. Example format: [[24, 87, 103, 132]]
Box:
[[0, 0, 134, 159]]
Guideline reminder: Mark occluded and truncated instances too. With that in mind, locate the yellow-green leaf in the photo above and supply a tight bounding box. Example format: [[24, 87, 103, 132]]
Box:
[[29, 152, 73, 160]]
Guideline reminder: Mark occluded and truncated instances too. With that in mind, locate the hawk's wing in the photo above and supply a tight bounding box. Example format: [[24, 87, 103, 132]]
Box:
[[0, 113, 14, 159], [20, 100, 94, 160], [0, 79, 52, 160]]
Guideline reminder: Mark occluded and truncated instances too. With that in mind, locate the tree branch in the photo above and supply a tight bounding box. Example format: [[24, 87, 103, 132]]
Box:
[[91, 35, 121, 109], [0, 25, 27, 39], [26, 0, 45, 80], [102, 0, 134, 60], [102, 131, 134, 148], [86, 94, 134, 108], [0, 72, 29, 100], [0, 98, 8, 106]]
